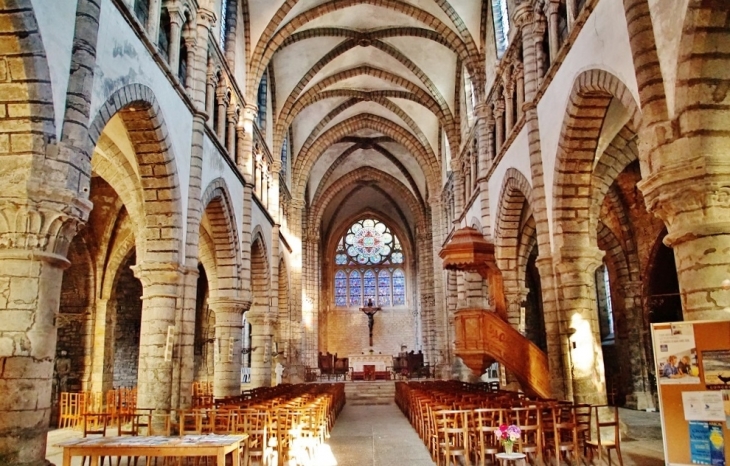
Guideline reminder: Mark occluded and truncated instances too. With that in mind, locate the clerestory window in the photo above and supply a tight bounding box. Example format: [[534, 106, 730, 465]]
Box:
[[333, 219, 406, 308]]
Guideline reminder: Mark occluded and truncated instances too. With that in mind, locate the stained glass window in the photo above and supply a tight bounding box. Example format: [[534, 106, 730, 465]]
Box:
[[334, 271, 347, 307], [378, 270, 391, 306], [393, 269, 406, 305], [333, 218, 406, 307], [363, 270, 377, 304], [349, 271, 362, 307]]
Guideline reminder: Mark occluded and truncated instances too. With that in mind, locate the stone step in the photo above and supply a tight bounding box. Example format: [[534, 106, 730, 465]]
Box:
[[344, 381, 395, 405]]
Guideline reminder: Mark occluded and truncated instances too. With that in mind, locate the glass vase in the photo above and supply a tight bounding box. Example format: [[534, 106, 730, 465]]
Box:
[[504, 441, 514, 455]]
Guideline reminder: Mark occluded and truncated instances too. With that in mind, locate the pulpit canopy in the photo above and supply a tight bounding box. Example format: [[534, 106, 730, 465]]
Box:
[[438, 226, 498, 278]]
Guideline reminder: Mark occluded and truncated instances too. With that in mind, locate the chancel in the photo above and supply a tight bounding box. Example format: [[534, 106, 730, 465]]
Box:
[[1, 0, 728, 465]]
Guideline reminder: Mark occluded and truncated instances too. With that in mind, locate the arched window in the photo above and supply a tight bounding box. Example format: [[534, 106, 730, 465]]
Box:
[[158, 8, 171, 62], [257, 72, 268, 134], [134, 0, 150, 27], [219, 0, 228, 50], [492, 0, 510, 58], [333, 218, 406, 308]]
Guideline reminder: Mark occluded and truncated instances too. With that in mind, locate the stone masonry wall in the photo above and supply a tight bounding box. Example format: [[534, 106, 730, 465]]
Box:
[[325, 308, 417, 358], [112, 256, 143, 388]]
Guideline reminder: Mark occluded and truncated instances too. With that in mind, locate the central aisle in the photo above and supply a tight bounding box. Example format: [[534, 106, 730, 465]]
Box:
[[327, 403, 436, 466]]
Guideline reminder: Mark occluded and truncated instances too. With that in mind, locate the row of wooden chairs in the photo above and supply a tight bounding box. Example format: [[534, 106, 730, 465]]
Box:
[[397, 381, 623, 466], [76, 383, 345, 466], [58, 388, 138, 429]]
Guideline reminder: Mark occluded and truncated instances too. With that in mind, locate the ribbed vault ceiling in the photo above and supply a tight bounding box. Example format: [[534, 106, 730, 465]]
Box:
[[246, 0, 489, 239]]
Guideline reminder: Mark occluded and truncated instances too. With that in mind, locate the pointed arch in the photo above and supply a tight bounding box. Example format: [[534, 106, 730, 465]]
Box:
[[88, 84, 184, 264]]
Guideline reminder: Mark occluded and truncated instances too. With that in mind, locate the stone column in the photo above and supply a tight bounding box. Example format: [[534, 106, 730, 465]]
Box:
[[167, 7, 183, 75], [216, 87, 228, 141], [205, 73, 217, 127], [532, 14, 548, 87], [209, 298, 250, 398], [89, 298, 114, 393], [147, 0, 162, 41], [514, 64, 525, 121], [184, 37, 197, 91], [503, 78, 514, 134], [547, 0, 560, 64], [131, 262, 185, 411], [535, 254, 570, 399], [622, 280, 655, 410], [0, 195, 90, 466], [554, 247, 608, 405], [494, 101, 505, 154], [226, 109, 237, 157], [288, 198, 307, 366], [641, 175, 730, 321], [246, 309, 273, 388]]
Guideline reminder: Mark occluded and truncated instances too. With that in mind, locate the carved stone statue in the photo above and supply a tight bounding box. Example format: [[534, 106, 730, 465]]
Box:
[[54, 350, 71, 393], [274, 362, 285, 385]]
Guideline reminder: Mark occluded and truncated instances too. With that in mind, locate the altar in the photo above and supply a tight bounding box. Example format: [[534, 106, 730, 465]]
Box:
[[349, 354, 392, 372]]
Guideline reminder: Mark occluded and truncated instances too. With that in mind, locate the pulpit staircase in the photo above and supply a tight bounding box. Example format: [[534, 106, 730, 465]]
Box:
[[440, 227, 552, 399]]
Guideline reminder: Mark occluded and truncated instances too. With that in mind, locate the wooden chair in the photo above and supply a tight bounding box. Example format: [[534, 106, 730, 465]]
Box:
[[543, 404, 581, 466], [586, 405, 623, 466], [510, 405, 543, 465], [471, 407, 504, 466], [432, 409, 472, 466], [235, 410, 269, 466], [574, 403, 592, 455], [81, 413, 111, 466]]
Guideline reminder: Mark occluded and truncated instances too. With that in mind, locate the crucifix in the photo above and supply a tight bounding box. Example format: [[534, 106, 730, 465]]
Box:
[[360, 298, 381, 347]]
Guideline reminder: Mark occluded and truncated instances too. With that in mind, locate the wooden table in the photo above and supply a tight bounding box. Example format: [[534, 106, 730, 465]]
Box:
[[58, 434, 247, 466], [495, 452, 527, 465]]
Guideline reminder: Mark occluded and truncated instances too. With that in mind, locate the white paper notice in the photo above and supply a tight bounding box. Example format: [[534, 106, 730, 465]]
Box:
[[682, 391, 727, 422]]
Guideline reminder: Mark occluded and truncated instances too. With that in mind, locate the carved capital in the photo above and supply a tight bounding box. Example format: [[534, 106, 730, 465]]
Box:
[[131, 262, 186, 289], [0, 188, 92, 266]]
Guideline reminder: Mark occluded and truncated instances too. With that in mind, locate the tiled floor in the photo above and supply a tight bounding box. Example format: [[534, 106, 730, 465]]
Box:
[[45, 403, 667, 466]]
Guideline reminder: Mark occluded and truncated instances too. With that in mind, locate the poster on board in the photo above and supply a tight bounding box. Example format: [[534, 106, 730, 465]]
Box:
[[689, 421, 725, 466], [655, 323, 701, 384], [684, 391, 727, 422], [702, 350, 730, 390]]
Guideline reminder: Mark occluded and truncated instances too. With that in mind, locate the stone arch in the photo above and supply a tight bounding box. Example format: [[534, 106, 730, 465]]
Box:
[[494, 168, 534, 271], [92, 134, 145, 232], [200, 178, 243, 298], [248, 0, 479, 99], [311, 138, 424, 206], [277, 256, 291, 359], [310, 166, 426, 240], [250, 229, 270, 307], [197, 227, 219, 296], [275, 92, 438, 166], [88, 84, 184, 264], [494, 168, 535, 325], [0, 0, 56, 185], [673, 1, 730, 163], [589, 126, 639, 234], [552, 69, 641, 253], [293, 115, 439, 201]]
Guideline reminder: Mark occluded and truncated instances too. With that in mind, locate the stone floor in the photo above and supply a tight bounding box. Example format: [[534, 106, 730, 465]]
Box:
[[45, 404, 667, 466]]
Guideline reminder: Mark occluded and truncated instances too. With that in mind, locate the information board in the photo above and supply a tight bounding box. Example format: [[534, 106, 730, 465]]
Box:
[[652, 320, 730, 466]]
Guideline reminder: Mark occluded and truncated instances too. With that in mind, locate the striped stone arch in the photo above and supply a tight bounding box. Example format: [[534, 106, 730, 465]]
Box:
[[0, 0, 58, 191], [198, 227, 219, 294], [275, 88, 449, 160], [88, 84, 184, 264], [310, 166, 426, 238], [292, 98, 428, 162], [247, 0, 479, 99], [312, 139, 423, 207], [494, 168, 534, 295], [552, 69, 641, 250], [250, 228, 270, 307], [92, 134, 145, 232], [200, 178, 243, 299], [276, 65, 457, 153], [589, 126, 639, 234], [673, 1, 730, 157], [292, 115, 439, 201], [601, 186, 641, 283], [100, 227, 137, 301]]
